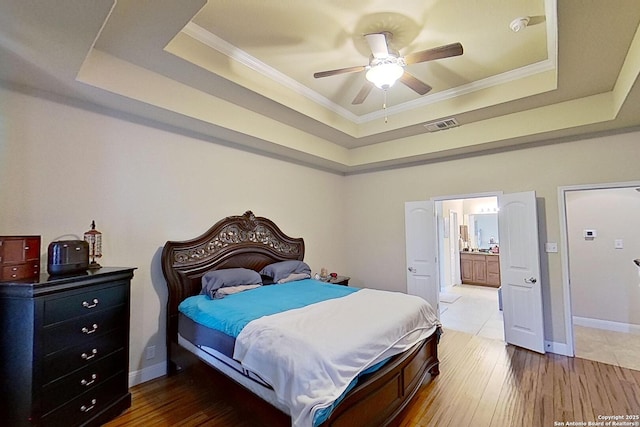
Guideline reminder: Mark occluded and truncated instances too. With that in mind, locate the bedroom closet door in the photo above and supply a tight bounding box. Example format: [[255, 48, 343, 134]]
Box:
[[498, 191, 545, 353], [404, 201, 439, 315]]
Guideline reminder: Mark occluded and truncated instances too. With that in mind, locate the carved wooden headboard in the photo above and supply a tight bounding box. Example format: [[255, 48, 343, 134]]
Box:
[[161, 211, 304, 372]]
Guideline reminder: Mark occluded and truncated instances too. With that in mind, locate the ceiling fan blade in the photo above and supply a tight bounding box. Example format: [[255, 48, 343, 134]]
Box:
[[400, 72, 432, 95], [404, 42, 463, 65], [352, 81, 373, 104], [365, 33, 389, 59], [313, 65, 366, 79]]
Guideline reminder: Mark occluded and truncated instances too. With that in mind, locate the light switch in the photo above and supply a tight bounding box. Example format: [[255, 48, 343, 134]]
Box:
[[614, 239, 624, 249], [545, 242, 558, 253]]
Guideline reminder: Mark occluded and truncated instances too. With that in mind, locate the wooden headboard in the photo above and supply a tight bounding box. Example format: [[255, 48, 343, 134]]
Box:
[[161, 211, 304, 373]]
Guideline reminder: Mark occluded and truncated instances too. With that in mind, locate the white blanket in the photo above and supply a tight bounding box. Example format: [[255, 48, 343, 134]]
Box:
[[233, 288, 440, 427]]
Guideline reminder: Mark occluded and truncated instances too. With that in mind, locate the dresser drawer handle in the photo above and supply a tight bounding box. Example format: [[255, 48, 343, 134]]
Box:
[[82, 299, 99, 309], [80, 373, 97, 387], [11, 267, 18, 271], [80, 399, 96, 413], [81, 348, 98, 360], [81, 323, 99, 334]]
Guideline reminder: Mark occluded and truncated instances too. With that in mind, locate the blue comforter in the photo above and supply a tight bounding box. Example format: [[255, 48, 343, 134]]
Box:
[[178, 279, 358, 337]]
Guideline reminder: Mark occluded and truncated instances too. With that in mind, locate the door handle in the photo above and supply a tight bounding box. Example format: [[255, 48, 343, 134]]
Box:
[[408, 267, 416, 273], [524, 277, 537, 284]]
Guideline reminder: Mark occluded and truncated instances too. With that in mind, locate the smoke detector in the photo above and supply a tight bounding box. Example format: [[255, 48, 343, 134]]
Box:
[[510, 16, 530, 33]]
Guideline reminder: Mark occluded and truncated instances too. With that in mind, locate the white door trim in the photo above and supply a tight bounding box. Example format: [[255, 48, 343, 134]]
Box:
[[431, 191, 502, 203], [558, 180, 640, 358]]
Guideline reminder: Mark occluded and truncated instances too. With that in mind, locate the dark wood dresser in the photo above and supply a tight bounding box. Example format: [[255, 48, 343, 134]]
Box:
[[0, 267, 135, 426]]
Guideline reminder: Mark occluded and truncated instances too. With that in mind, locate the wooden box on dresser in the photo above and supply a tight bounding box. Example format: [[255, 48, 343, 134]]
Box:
[[0, 267, 135, 426], [0, 235, 41, 282]]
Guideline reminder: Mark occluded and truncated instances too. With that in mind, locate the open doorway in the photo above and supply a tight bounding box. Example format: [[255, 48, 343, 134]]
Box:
[[561, 183, 640, 370], [435, 195, 504, 341], [407, 191, 545, 351]]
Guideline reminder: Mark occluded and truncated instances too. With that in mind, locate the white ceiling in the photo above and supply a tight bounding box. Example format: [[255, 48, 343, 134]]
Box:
[[1, 0, 639, 174]]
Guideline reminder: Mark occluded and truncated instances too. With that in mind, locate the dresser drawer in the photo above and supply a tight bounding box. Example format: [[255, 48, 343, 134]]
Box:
[[41, 372, 127, 427], [43, 283, 128, 326], [1, 263, 39, 281], [41, 350, 126, 415], [43, 306, 127, 355], [44, 329, 127, 383]]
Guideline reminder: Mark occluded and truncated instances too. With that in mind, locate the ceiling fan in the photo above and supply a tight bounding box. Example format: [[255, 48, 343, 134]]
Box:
[[313, 33, 463, 105]]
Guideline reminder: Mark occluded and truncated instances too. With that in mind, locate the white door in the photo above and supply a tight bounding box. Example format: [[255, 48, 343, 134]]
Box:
[[499, 191, 545, 353], [404, 201, 439, 314]]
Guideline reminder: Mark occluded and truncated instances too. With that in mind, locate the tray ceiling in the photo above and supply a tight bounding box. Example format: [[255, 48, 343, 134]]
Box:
[[1, 0, 639, 173]]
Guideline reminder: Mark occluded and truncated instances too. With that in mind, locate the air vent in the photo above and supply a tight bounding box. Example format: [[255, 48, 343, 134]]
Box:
[[423, 118, 459, 132]]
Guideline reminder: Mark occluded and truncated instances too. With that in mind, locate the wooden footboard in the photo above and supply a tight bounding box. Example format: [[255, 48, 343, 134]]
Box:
[[321, 329, 440, 427], [185, 328, 440, 427]]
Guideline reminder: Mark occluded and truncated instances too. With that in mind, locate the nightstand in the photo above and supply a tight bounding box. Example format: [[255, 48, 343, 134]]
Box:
[[328, 275, 350, 286]]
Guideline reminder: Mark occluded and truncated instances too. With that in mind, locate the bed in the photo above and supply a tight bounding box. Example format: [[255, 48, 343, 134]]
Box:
[[161, 211, 441, 427]]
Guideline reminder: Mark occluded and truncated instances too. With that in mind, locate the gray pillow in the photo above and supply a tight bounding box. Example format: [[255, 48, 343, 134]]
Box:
[[201, 268, 262, 299], [259, 260, 311, 283]]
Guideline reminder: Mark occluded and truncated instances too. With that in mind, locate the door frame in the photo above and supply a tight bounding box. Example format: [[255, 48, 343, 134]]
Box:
[[558, 180, 640, 358], [430, 190, 548, 352]]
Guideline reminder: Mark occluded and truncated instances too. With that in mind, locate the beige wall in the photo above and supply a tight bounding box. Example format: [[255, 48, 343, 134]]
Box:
[[344, 133, 640, 345], [566, 187, 640, 325], [0, 87, 346, 379], [3, 85, 640, 377]]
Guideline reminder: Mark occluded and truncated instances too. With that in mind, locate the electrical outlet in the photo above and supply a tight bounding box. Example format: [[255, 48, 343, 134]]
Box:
[[145, 345, 156, 360], [614, 239, 624, 249]]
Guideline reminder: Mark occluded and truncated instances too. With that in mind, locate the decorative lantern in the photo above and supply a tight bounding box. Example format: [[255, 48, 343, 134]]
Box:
[[84, 220, 102, 269]]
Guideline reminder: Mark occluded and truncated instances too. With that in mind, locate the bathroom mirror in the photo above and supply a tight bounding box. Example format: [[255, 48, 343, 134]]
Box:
[[469, 213, 499, 249]]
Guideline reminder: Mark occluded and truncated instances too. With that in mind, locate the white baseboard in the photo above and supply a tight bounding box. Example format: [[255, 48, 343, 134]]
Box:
[[544, 340, 571, 356], [128, 361, 167, 387], [573, 316, 640, 335]]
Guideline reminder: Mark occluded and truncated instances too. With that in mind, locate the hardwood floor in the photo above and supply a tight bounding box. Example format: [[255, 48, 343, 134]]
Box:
[[106, 329, 640, 426]]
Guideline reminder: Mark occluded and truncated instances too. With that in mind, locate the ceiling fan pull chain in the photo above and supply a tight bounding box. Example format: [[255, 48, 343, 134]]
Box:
[[383, 90, 388, 123]]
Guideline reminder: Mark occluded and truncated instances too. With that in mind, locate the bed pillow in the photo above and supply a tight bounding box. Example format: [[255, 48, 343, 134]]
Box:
[[259, 260, 311, 283], [201, 268, 262, 299]]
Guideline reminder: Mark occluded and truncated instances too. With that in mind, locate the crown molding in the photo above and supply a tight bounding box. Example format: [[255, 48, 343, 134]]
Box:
[[181, 0, 557, 126]]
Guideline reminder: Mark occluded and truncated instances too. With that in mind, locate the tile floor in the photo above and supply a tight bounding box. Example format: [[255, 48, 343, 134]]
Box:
[[573, 325, 640, 371], [439, 284, 640, 371], [439, 284, 504, 341]]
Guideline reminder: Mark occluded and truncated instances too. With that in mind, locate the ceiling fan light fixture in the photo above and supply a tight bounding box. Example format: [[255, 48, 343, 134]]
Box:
[[366, 62, 404, 89]]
